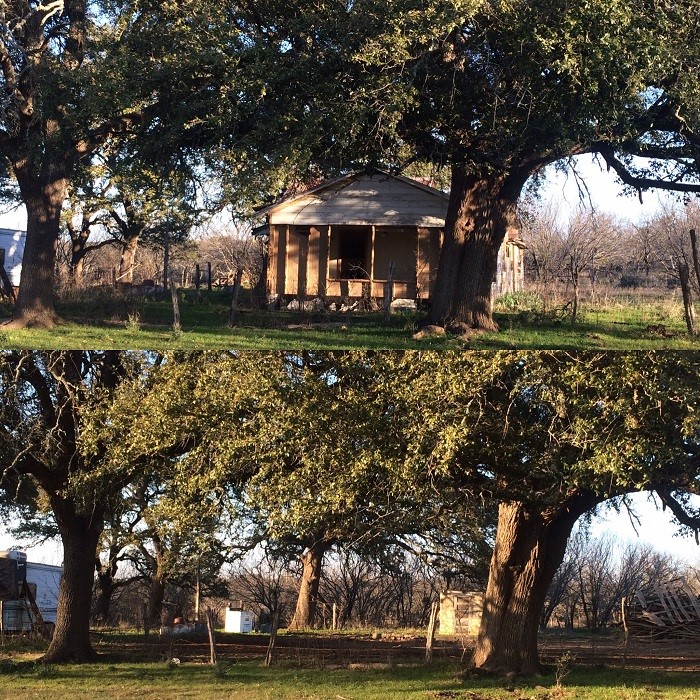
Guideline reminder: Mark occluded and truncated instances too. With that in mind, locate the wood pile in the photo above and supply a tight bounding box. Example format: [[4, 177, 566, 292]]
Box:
[[622, 578, 700, 641]]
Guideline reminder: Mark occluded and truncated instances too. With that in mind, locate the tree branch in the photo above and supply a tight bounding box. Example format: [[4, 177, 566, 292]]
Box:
[[598, 144, 700, 194]]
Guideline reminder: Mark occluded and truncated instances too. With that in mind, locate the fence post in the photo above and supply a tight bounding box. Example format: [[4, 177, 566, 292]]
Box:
[[265, 609, 280, 667], [206, 608, 218, 666], [169, 272, 181, 332], [383, 261, 395, 321], [425, 600, 439, 663], [679, 261, 697, 335]]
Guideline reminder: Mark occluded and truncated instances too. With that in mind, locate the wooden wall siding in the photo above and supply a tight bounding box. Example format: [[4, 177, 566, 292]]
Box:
[[373, 227, 417, 282], [284, 226, 299, 296], [492, 242, 525, 297], [328, 225, 341, 280], [271, 225, 288, 296], [307, 226, 328, 297], [326, 280, 373, 298], [267, 174, 448, 227], [428, 228, 442, 295], [297, 229, 309, 297], [266, 225, 277, 294]]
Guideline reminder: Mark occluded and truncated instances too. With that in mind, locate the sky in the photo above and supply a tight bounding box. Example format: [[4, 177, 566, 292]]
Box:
[[533, 154, 673, 223]]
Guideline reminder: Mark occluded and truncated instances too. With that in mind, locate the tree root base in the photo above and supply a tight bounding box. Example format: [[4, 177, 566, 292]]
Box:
[[3, 311, 64, 330]]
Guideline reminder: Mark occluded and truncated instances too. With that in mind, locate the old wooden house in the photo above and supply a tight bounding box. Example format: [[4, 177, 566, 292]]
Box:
[[256, 171, 525, 305]]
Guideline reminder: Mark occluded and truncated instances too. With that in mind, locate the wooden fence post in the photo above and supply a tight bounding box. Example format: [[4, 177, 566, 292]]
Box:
[[383, 261, 395, 321], [265, 609, 280, 667], [425, 600, 439, 663], [206, 608, 218, 666], [679, 261, 697, 335], [228, 267, 245, 327], [169, 273, 181, 332], [690, 229, 700, 289]]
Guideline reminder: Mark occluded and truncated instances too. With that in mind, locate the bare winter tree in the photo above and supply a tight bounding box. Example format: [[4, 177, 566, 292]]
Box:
[[561, 209, 623, 323], [226, 549, 297, 627], [645, 201, 700, 334], [520, 201, 566, 308], [197, 221, 263, 290], [543, 530, 685, 632]]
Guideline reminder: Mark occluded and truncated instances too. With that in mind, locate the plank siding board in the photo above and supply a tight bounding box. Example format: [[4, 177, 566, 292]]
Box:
[[296, 227, 309, 298], [308, 227, 321, 296], [285, 226, 299, 296], [274, 225, 287, 296], [417, 227, 430, 301], [428, 228, 441, 295], [267, 225, 278, 295]]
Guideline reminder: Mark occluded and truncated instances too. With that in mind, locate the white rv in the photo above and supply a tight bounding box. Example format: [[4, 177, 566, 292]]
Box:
[[0, 550, 62, 632], [0, 228, 26, 288]]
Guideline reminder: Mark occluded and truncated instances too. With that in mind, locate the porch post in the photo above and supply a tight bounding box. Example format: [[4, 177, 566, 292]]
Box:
[[370, 225, 376, 294]]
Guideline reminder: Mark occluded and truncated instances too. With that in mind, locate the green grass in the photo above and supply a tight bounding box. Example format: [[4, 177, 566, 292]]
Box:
[[1, 659, 699, 700], [1, 291, 699, 350]]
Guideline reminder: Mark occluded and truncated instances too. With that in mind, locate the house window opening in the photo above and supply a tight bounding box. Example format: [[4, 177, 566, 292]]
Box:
[[339, 227, 370, 279]]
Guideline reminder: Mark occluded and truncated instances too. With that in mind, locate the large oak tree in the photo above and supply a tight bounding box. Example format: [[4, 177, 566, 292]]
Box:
[[383, 351, 700, 673], [0, 2, 241, 326], [0, 351, 125, 662]]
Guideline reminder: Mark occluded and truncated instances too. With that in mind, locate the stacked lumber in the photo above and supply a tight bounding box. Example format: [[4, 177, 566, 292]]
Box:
[[622, 578, 700, 641]]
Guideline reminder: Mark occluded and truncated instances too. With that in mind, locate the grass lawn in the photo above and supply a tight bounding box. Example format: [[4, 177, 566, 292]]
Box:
[[1, 291, 699, 350], [1, 658, 699, 700]]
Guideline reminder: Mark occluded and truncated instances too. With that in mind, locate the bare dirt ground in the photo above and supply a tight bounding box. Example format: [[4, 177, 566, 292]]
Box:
[[90, 630, 700, 672]]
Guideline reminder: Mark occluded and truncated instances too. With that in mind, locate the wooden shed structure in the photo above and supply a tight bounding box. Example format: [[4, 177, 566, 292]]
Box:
[[622, 578, 700, 641], [438, 591, 484, 637], [257, 171, 524, 305]]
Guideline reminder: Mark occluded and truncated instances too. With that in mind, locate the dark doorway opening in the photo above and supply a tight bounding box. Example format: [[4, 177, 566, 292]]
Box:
[[338, 227, 369, 279]]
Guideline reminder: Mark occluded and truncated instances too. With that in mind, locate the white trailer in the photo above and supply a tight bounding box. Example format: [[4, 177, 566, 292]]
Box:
[[0, 551, 62, 633], [0, 228, 25, 287]]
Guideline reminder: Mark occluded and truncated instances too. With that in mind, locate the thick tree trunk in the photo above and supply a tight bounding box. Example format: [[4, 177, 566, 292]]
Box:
[[145, 534, 168, 627], [472, 492, 601, 675], [428, 166, 524, 331], [148, 575, 167, 627], [287, 543, 326, 630], [118, 235, 140, 285], [8, 168, 68, 328], [94, 571, 114, 625], [42, 507, 104, 663], [71, 253, 86, 285], [69, 233, 90, 286], [94, 552, 120, 625], [571, 266, 580, 325]]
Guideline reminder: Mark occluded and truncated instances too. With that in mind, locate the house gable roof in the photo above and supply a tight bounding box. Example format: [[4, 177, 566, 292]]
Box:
[[259, 170, 449, 227]]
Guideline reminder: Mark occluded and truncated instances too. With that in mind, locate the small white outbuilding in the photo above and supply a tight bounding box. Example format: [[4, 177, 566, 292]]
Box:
[[0, 228, 26, 287], [224, 608, 255, 633]]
